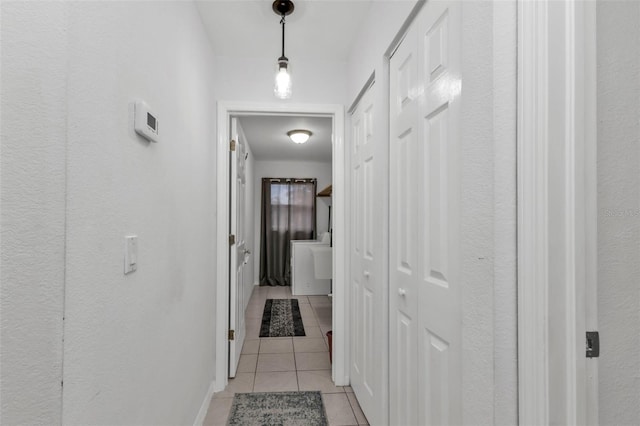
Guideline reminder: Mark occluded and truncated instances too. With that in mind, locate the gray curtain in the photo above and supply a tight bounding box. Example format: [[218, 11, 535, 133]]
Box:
[[260, 178, 317, 286]]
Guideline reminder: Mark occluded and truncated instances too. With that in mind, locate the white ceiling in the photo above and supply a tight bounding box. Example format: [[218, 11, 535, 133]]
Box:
[[238, 115, 332, 162], [195, 0, 372, 60], [197, 1, 365, 163]]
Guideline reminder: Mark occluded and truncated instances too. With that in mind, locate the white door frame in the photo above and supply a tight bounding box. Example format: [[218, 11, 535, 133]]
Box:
[[517, 0, 597, 423], [214, 101, 347, 392]]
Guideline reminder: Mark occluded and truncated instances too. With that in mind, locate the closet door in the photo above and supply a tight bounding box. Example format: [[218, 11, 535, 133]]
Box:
[[389, 0, 463, 424], [389, 21, 420, 426], [349, 82, 387, 423]]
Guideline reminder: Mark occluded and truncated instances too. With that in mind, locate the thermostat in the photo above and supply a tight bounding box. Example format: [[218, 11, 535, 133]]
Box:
[[134, 100, 159, 143]]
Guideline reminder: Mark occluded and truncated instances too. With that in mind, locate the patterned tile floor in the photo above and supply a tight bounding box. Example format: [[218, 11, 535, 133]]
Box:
[[203, 286, 369, 426]]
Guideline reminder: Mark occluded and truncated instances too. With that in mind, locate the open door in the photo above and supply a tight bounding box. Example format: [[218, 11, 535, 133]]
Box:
[[229, 117, 248, 378]]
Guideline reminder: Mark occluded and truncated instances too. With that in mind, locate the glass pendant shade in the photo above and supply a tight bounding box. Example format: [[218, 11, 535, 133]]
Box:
[[273, 0, 294, 99], [274, 58, 292, 99]]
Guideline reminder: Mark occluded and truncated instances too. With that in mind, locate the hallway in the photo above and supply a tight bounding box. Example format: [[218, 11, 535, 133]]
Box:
[[2, 1, 639, 424], [203, 286, 368, 425]]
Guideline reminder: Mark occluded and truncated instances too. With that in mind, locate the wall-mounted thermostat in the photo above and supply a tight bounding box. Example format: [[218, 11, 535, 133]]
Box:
[[134, 100, 159, 143]]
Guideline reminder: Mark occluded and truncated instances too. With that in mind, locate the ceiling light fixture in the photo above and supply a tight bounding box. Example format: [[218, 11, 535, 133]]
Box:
[[287, 129, 312, 144], [273, 0, 295, 99]]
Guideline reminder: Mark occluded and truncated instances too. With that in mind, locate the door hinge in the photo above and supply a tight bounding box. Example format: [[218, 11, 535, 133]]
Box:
[[586, 331, 600, 358], [230, 139, 236, 151], [229, 234, 236, 245], [228, 329, 235, 341]]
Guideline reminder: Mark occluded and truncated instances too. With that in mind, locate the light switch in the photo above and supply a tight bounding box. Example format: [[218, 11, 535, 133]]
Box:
[[124, 235, 138, 274]]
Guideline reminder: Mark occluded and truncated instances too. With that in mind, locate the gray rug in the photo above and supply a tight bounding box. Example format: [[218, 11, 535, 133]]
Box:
[[259, 299, 305, 337], [227, 391, 328, 426]]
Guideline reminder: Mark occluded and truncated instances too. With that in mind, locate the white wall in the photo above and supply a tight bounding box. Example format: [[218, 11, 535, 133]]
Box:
[[216, 55, 348, 106], [1, 2, 69, 424], [460, 2, 517, 424], [489, 2, 518, 424], [252, 160, 332, 285], [346, 1, 518, 424], [60, 2, 217, 425], [597, 1, 640, 423]]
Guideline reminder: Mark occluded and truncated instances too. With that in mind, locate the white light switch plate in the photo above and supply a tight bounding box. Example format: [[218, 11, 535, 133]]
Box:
[[124, 235, 138, 274]]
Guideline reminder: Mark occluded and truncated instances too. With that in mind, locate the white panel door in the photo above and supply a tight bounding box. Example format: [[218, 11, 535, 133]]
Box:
[[349, 82, 386, 422], [416, 2, 462, 423], [389, 22, 420, 426], [229, 117, 247, 378], [390, 0, 463, 423]]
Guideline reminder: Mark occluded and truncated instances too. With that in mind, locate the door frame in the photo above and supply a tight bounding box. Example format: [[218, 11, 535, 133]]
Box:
[[517, 0, 598, 423], [214, 101, 347, 392]]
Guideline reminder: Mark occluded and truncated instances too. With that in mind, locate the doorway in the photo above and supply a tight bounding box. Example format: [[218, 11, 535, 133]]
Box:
[[214, 102, 347, 393]]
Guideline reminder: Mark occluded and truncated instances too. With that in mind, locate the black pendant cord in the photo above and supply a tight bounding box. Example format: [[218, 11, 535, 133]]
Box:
[[280, 15, 286, 59]]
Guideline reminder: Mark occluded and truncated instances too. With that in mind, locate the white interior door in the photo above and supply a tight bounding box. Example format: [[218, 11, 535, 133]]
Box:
[[349, 82, 387, 422], [389, 1, 463, 424], [229, 117, 247, 378]]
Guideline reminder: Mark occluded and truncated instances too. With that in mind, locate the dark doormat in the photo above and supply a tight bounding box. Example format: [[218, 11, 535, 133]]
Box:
[[259, 299, 306, 337], [227, 391, 327, 426]]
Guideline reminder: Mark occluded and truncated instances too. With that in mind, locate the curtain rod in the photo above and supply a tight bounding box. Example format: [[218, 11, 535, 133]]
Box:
[[264, 178, 317, 183]]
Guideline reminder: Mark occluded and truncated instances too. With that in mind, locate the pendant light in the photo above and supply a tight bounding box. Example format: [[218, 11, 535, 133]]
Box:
[[273, 0, 295, 99]]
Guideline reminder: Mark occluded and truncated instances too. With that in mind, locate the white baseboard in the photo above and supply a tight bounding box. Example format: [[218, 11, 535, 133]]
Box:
[[193, 380, 216, 426]]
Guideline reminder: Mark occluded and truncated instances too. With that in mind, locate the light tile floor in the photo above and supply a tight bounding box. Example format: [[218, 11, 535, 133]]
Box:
[[203, 285, 369, 426]]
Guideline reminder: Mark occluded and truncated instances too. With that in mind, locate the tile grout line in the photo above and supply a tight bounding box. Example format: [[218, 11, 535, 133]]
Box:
[[291, 287, 302, 392], [251, 338, 258, 392], [345, 392, 364, 425]]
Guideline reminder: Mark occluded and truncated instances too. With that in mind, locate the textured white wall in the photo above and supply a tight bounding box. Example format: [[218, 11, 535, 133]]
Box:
[[597, 1, 640, 423], [489, 2, 518, 424], [251, 160, 332, 285], [60, 2, 217, 425], [460, 2, 517, 424], [1, 2, 69, 424]]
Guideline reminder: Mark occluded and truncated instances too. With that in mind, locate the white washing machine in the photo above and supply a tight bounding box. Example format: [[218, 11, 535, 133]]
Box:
[[290, 238, 331, 296]]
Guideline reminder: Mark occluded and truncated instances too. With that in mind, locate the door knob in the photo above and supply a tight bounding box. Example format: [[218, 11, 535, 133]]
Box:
[[363, 270, 370, 278], [398, 288, 406, 296]]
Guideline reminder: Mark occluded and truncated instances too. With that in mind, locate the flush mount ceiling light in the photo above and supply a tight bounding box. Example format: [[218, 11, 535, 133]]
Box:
[[273, 0, 295, 99], [287, 129, 312, 144]]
